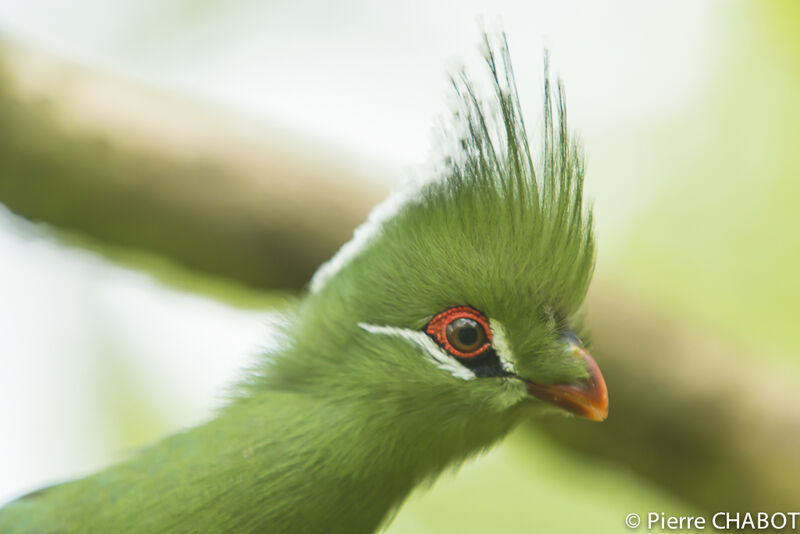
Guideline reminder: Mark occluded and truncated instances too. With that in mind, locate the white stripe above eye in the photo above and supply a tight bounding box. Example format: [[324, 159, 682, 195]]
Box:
[[358, 323, 476, 380]]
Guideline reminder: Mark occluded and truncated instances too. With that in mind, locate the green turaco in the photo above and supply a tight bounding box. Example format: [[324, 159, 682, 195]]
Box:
[[0, 34, 607, 533]]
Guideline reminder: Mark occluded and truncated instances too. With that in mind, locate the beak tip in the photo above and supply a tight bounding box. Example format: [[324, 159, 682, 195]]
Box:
[[586, 402, 609, 422], [524, 346, 609, 422], [577, 349, 609, 422]]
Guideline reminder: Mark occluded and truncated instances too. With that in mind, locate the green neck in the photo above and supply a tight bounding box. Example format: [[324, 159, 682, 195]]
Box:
[[185, 388, 520, 533], [3, 374, 521, 534]]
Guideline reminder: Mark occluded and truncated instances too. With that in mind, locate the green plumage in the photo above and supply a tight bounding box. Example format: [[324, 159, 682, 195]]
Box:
[[0, 34, 597, 533]]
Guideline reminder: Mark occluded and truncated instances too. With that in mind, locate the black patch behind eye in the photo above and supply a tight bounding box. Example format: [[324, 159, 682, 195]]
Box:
[[455, 348, 508, 378]]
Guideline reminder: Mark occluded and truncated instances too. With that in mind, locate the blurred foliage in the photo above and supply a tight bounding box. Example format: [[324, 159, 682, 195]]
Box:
[[0, 52, 383, 295], [88, 331, 176, 457], [58, 228, 294, 309], [617, 0, 800, 361], [0, 64, 295, 288]]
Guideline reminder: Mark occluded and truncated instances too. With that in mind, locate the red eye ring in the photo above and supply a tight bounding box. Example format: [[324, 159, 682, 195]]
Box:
[[425, 306, 492, 358]]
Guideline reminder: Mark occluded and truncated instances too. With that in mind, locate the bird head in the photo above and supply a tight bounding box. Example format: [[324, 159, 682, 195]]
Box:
[[273, 36, 606, 429]]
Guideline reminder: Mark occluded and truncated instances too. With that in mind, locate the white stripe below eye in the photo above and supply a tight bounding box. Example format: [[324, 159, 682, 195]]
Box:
[[358, 323, 476, 380], [489, 320, 516, 374]]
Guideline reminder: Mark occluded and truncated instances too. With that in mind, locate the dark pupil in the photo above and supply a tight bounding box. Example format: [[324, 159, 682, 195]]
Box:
[[446, 318, 485, 352], [458, 326, 478, 345]]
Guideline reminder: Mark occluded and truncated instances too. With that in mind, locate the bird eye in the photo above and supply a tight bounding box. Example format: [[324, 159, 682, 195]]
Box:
[[426, 306, 492, 358], [446, 318, 486, 353]]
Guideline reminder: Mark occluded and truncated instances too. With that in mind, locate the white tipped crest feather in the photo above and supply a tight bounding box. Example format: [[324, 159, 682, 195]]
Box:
[[309, 176, 432, 293]]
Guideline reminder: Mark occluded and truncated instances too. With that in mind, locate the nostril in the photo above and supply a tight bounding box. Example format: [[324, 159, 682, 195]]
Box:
[[560, 329, 582, 348]]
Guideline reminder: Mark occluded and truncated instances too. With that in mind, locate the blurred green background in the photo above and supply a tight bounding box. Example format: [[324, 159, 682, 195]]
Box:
[[1, 1, 798, 532]]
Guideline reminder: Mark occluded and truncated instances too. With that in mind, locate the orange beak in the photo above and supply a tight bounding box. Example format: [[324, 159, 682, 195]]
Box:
[[523, 346, 608, 421]]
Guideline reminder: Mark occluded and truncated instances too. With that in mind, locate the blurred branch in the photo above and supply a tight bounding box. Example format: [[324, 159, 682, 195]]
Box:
[[0, 39, 391, 290], [2, 41, 798, 512], [538, 289, 800, 511]]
